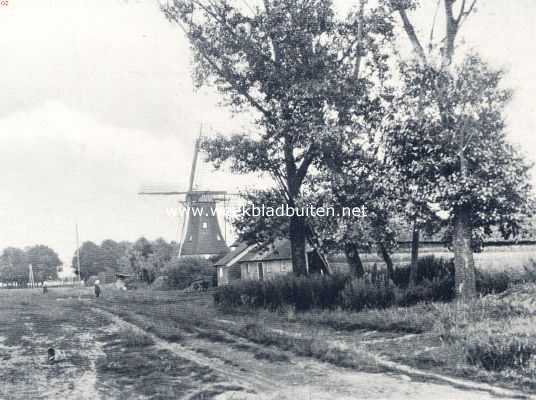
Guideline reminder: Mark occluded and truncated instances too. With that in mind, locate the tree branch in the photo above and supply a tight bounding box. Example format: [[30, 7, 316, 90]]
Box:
[[296, 145, 316, 188], [169, 13, 272, 118], [397, 7, 427, 63], [443, 0, 458, 66], [456, 0, 477, 25], [428, 0, 441, 53], [353, 0, 366, 80]]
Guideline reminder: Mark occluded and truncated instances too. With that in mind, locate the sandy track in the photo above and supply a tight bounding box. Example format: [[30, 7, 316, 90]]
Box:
[[95, 308, 531, 400], [96, 309, 275, 394]]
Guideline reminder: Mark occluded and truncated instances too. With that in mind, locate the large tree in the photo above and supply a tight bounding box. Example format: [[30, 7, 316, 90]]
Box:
[[384, 0, 534, 299], [0, 246, 61, 286], [25, 245, 62, 284], [119, 238, 179, 283], [163, 0, 393, 274], [0, 247, 28, 286], [73, 241, 104, 281]]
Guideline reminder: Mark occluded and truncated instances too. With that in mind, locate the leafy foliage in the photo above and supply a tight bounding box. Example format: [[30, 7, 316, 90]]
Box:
[[340, 278, 396, 311], [25, 245, 62, 283], [386, 55, 534, 244], [119, 238, 179, 284], [0, 245, 61, 285], [72, 238, 179, 283], [164, 0, 395, 274], [164, 256, 215, 289]]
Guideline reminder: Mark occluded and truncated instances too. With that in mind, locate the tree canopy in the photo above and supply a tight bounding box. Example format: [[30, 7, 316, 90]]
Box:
[[164, 0, 395, 274], [0, 245, 61, 285]]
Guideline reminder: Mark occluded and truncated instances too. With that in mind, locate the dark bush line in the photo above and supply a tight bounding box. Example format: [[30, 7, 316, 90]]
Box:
[[214, 256, 536, 312], [214, 274, 349, 311]]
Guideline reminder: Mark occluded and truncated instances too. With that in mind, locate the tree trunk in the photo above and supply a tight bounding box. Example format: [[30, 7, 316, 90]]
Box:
[[289, 215, 308, 276], [378, 242, 394, 281], [409, 223, 420, 286], [453, 206, 477, 300], [344, 242, 365, 278]]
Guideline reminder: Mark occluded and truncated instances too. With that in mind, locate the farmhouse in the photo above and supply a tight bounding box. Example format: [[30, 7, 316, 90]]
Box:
[[214, 239, 324, 286]]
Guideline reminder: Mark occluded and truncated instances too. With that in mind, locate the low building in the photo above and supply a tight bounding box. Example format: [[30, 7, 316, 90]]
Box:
[[214, 239, 322, 286], [213, 242, 256, 286], [238, 240, 294, 281]]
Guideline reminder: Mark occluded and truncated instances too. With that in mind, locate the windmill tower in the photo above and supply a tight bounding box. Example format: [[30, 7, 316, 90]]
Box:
[[140, 133, 230, 258]]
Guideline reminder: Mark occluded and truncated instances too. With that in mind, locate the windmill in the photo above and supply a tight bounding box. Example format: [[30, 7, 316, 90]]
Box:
[[139, 132, 230, 258]]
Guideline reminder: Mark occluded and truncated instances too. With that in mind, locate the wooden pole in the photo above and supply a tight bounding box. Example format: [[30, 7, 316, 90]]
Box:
[[76, 223, 81, 285]]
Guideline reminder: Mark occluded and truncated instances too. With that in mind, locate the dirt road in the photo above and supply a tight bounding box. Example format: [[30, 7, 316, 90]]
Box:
[[100, 308, 528, 400], [0, 288, 532, 400]]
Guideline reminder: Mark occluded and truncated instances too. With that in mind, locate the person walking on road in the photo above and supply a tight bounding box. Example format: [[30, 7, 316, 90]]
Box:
[[94, 280, 101, 298]]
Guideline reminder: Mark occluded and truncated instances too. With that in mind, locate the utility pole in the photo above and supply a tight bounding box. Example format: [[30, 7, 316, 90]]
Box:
[[76, 223, 81, 285]]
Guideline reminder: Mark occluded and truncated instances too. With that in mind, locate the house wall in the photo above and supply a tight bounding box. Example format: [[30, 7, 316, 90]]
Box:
[[217, 267, 228, 286], [217, 264, 242, 286], [239, 260, 293, 281]]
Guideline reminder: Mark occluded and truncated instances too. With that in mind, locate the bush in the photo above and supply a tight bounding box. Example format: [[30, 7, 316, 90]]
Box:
[[392, 256, 454, 288], [214, 274, 349, 311], [164, 256, 215, 289], [476, 270, 510, 295], [465, 334, 536, 372], [340, 278, 396, 312], [214, 273, 398, 312], [514, 261, 536, 285], [394, 256, 516, 303]]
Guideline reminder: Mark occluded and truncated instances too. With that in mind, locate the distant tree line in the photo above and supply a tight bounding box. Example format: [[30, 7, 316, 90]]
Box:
[[71, 237, 219, 287]]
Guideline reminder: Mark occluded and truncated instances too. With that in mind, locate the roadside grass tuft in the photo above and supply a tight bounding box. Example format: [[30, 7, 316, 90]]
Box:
[[296, 305, 436, 334], [119, 328, 154, 348], [254, 349, 291, 363]]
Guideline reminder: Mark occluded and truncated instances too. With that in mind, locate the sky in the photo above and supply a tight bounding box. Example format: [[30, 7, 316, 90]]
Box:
[[0, 0, 535, 271]]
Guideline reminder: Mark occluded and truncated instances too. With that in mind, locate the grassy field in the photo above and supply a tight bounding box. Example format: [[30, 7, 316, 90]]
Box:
[[0, 286, 534, 399]]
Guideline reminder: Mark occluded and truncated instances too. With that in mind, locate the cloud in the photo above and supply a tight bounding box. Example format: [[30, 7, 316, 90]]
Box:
[[0, 0, 248, 136], [0, 101, 255, 266]]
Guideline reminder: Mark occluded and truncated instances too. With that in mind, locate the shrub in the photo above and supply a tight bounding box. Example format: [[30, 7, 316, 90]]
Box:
[[340, 278, 396, 312], [476, 270, 510, 295], [398, 276, 455, 306], [215, 273, 401, 312], [392, 256, 454, 288], [465, 334, 536, 372], [214, 274, 349, 311], [164, 256, 215, 289], [394, 256, 515, 302], [515, 261, 536, 284]]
